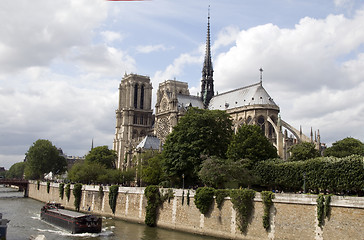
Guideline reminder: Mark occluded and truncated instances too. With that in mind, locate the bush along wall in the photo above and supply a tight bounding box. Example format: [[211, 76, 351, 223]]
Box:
[[215, 189, 229, 210], [261, 191, 275, 230], [99, 185, 104, 200], [109, 185, 119, 214], [46, 182, 50, 193], [194, 187, 215, 215], [144, 185, 161, 227], [317, 194, 332, 227], [37, 180, 40, 190], [230, 189, 256, 233], [73, 183, 82, 211], [59, 183, 64, 200], [65, 183, 71, 202], [254, 155, 364, 194]]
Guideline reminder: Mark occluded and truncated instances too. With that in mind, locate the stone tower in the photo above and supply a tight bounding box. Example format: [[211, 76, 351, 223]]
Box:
[[154, 80, 190, 142], [200, 8, 214, 108], [113, 74, 153, 169]]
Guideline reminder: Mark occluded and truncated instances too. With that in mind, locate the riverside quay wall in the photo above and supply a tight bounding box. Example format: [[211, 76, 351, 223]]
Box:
[[28, 181, 364, 240]]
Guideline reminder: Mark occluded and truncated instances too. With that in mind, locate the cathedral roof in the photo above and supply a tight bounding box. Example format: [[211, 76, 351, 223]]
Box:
[[136, 135, 160, 150], [208, 82, 278, 110], [177, 94, 204, 110]]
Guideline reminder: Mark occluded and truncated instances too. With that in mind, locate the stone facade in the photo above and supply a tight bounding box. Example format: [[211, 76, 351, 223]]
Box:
[[113, 74, 153, 169], [29, 182, 364, 240]]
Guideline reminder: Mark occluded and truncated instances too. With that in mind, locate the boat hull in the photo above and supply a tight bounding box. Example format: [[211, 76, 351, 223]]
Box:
[[40, 205, 102, 234]]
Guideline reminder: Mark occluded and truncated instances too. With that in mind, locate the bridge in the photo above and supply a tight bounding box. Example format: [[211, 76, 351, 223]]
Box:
[[0, 178, 29, 197]]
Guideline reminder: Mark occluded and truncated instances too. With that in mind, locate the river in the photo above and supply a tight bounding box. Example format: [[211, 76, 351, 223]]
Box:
[[0, 186, 220, 240]]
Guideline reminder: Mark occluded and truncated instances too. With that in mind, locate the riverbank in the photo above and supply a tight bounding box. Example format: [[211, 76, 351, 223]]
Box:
[[28, 181, 364, 240]]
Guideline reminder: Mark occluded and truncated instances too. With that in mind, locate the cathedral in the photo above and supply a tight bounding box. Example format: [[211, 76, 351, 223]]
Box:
[[113, 14, 322, 169]]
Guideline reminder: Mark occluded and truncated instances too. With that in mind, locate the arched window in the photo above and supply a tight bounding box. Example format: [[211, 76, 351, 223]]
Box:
[[134, 84, 138, 108], [257, 115, 265, 133], [132, 130, 138, 139], [140, 85, 144, 109]]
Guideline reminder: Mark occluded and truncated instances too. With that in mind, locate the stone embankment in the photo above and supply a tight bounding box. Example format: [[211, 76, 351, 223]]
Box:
[[28, 181, 364, 240]]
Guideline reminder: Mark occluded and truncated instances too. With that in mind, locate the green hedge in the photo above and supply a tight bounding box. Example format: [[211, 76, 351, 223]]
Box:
[[230, 189, 256, 233], [73, 183, 82, 211], [59, 183, 64, 199], [194, 187, 215, 215], [109, 185, 119, 214], [254, 155, 364, 193], [144, 185, 161, 227]]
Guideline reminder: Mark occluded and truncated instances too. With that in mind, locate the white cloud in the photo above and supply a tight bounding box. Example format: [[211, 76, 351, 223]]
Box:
[[101, 31, 124, 43], [212, 9, 364, 145], [71, 45, 136, 76], [136, 44, 170, 54], [152, 53, 201, 83], [0, 0, 108, 73]]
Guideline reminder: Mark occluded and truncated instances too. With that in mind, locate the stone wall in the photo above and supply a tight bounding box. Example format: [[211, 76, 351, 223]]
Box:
[[28, 182, 364, 240]]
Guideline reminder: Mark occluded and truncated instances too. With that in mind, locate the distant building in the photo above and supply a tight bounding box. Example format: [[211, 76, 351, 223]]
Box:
[[57, 148, 84, 170], [113, 13, 323, 169]]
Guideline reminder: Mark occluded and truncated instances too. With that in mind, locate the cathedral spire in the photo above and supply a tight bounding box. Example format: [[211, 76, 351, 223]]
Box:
[[201, 6, 214, 108]]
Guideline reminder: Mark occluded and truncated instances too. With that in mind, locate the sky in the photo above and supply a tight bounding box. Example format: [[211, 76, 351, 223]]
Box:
[[1, 0, 364, 169]]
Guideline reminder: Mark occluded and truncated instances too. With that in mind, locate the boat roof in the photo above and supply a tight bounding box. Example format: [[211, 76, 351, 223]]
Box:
[[48, 208, 91, 218]]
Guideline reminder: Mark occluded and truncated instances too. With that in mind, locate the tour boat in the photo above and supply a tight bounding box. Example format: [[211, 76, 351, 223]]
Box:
[[0, 213, 10, 239], [40, 203, 102, 234]]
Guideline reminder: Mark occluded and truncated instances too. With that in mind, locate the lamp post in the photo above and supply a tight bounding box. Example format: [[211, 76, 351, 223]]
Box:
[[182, 174, 185, 189], [303, 172, 306, 194]]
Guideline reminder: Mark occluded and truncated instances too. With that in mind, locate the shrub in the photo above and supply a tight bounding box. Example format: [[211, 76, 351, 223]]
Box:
[[317, 194, 324, 227], [215, 189, 229, 209], [59, 183, 64, 199], [65, 183, 71, 202], [194, 187, 215, 215], [109, 185, 119, 214], [73, 183, 82, 211], [46, 182, 50, 193], [230, 189, 256, 233], [99, 185, 104, 199], [261, 191, 275, 230], [144, 185, 161, 227], [37, 180, 40, 190]]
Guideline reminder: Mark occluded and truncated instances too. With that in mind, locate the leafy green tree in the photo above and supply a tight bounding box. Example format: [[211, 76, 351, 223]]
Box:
[[68, 162, 107, 184], [227, 125, 277, 162], [163, 108, 233, 186], [288, 142, 320, 161], [85, 146, 117, 169], [24, 139, 67, 179], [199, 156, 257, 189], [198, 156, 229, 189], [6, 162, 26, 179], [142, 153, 165, 185], [324, 137, 364, 157]]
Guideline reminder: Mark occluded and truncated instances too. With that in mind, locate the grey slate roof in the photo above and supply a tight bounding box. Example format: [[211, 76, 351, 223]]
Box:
[[136, 135, 160, 150], [208, 82, 278, 110], [177, 94, 204, 110]]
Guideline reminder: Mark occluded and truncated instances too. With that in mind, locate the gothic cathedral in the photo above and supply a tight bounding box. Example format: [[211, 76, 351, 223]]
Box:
[[113, 13, 323, 169]]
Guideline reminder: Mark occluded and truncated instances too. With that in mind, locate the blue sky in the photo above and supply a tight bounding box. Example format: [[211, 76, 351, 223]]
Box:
[[1, 0, 364, 169]]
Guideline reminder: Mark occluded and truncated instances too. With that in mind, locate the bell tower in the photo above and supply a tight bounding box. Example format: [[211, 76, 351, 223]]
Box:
[[113, 74, 153, 169]]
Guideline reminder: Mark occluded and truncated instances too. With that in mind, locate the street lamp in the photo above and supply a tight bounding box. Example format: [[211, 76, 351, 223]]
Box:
[[182, 174, 185, 189]]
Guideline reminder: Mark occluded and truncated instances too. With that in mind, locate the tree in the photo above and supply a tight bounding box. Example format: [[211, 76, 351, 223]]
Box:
[[141, 153, 165, 185], [324, 137, 364, 158], [227, 125, 277, 162], [163, 108, 233, 186], [68, 162, 107, 184], [24, 139, 67, 179], [6, 162, 26, 179], [288, 142, 320, 161], [199, 156, 257, 189], [85, 146, 117, 169]]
